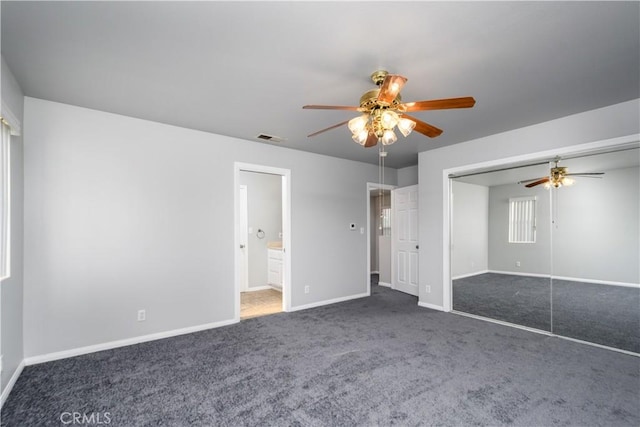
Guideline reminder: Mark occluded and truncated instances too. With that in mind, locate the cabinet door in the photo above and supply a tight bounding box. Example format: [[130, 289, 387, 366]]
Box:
[[267, 250, 283, 286]]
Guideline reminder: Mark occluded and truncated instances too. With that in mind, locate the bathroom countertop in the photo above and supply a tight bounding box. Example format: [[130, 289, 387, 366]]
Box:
[[267, 241, 283, 250]]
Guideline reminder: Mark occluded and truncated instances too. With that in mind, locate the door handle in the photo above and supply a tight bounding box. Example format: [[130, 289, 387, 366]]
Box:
[[416, 245, 419, 249], [240, 244, 245, 249]]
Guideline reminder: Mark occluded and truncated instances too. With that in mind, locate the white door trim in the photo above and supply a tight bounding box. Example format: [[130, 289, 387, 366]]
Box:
[[366, 182, 395, 296], [234, 163, 292, 321], [239, 185, 249, 292]]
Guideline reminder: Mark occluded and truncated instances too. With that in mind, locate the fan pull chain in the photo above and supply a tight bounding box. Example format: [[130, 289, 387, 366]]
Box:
[[378, 144, 386, 234]]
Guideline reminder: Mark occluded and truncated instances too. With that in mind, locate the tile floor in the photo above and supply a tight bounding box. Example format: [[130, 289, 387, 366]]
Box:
[[240, 288, 283, 320]]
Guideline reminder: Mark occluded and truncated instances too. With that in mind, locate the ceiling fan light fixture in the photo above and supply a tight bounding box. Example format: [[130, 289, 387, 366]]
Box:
[[352, 129, 369, 145], [380, 110, 399, 129], [348, 115, 369, 134], [397, 118, 416, 137], [304, 70, 476, 149], [381, 129, 397, 145]]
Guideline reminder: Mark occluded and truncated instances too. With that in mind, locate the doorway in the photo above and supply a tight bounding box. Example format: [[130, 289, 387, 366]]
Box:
[[234, 163, 291, 321], [367, 183, 395, 294]]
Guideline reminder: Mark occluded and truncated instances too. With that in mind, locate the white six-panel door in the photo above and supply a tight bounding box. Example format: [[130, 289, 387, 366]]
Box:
[[392, 185, 419, 296]]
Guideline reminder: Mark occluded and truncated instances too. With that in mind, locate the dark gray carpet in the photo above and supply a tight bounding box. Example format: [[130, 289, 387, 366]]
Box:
[[453, 273, 551, 331], [552, 279, 640, 353], [453, 273, 640, 353], [3, 284, 639, 426]]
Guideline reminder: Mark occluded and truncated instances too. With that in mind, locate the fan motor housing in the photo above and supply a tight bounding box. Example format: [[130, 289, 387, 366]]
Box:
[[359, 89, 402, 111]]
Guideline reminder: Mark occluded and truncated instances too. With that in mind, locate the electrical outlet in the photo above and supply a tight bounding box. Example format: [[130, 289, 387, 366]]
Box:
[[137, 309, 146, 322], [304, 285, 310, 294], [426, 285, 431, 293], [516, 261, 521, 267]]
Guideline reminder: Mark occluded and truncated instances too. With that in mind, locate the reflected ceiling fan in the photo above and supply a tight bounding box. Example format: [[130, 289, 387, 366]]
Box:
[[303, 70, 475, 148], [518, 158, 604, 188]]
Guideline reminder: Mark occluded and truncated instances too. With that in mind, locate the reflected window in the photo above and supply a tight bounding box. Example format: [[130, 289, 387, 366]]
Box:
[[380, 207, 391, 236], [509, 196, 536, 243]]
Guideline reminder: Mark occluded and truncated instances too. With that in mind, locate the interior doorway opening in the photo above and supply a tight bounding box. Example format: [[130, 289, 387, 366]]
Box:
[[235, 163, 291, 321], [367, 182, 395, 295]]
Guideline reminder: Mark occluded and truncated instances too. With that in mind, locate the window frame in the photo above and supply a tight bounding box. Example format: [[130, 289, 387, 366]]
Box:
[[508, 196, 537, 244]]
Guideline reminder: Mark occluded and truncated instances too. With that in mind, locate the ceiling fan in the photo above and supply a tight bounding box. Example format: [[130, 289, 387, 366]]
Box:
[[303, 70, 475, 148], [518, 158, 604, 188]]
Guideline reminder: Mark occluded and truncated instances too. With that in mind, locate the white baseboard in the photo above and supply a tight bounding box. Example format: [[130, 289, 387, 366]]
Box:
[[418, 301, 445, 311], [1, 359, 25, 409], [24, 318, 238, 366], [378, 281, 392, 288], [489, 270, 550, 278], [551, 275, 639, 289], [370, 270, 380, 274], [289, 292, 369, 312], [452, 270, 489, 280], [488, 270, 639, 288], [243, 285, 274, 292]]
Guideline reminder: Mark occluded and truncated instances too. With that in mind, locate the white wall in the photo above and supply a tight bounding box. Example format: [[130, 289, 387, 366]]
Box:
[[397, 165, 418, 187], [553, 166, 639, 284], [419, 99, 640, 310], [23, 97, 397, 358], [1, 56, 24, 399], [451, 181, 489, 278], [239, 171, 282, 289]]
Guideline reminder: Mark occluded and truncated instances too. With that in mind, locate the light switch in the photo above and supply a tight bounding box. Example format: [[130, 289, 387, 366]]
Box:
[[360, 227, 364, 234], [248, 227, 253, 234]]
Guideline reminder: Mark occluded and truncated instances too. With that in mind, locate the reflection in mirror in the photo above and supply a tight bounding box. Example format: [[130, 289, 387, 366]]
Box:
[[551, 148, 639, 353], [451, 163, 552, 331], [451, 145, 640, 354]]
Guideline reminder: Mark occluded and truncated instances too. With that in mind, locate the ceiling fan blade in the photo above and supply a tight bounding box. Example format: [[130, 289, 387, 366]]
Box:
[[402, 97, 476, 112], [307, 120, 350, 137], [400, 113, 443, 138], [364, 131, 378, 148], [302, 105, 360, 111], [564, 172, 605, 176], [518, 177, 547, 184], [377, 74, 408, 105], [525, 177, 550, 188]]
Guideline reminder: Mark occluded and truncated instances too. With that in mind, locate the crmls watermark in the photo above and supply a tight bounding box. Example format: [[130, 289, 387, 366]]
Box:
[[60, 412, 112, 425]]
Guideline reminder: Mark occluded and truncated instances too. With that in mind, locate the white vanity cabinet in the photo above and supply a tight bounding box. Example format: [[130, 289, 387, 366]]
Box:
[[267, 248, 283, 288]]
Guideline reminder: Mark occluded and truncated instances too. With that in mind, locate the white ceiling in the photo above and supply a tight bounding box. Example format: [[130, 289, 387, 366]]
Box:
[[2, 1, 639, 168]]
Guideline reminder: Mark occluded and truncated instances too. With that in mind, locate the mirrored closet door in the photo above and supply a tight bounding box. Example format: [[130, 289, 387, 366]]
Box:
[[450, 146, 639, 354], [550, 150, 639, 353], [451, 162, 552, 332]]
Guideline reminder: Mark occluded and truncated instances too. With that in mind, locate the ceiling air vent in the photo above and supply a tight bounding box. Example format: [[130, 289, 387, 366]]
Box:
[[256, 133, 286, 143]]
